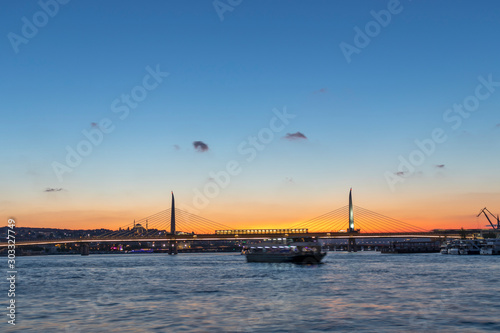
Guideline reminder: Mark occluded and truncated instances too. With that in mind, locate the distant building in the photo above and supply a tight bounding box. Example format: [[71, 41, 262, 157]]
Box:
[[131, 223, 146, 235]]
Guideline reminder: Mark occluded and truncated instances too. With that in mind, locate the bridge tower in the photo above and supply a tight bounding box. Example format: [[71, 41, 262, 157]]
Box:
[[348, 188, 354, 232], [347, 188, 357, 252], [171, 192, 176, 235], [169, 191, 178, 255]]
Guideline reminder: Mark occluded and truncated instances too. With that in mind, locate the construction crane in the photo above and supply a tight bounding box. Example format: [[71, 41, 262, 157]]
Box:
[[477, 207, 500, 230]]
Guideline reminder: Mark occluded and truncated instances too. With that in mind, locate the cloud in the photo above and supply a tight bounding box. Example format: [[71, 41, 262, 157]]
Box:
[[435, 164, 445, 168], [313, 88, 327, 94], [284, 132, 307, 140], [394, 171, 424, 178], [193, 141, 209, 152], [44, 188, 64, 192]]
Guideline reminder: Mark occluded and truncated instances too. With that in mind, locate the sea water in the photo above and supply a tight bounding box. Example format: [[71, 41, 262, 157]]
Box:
[[3, 252, 500, 332]]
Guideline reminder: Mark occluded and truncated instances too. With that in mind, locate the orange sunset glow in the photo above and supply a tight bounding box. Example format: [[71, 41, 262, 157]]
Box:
[[10, 187, 500, 232]]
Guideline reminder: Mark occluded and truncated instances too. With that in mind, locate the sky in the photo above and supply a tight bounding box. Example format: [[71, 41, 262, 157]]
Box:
[[1, 0, 500, 231]]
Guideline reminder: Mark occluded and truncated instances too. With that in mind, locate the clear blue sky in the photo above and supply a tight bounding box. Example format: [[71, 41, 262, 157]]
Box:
[[1, 0, 500, 229]]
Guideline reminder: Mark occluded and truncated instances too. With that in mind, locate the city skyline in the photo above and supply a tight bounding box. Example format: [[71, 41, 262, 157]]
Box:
[[2, 0, 500, 231]]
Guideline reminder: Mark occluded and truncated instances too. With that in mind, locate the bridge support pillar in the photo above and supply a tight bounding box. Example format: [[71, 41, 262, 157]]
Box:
[[348, 238, 357, 252], [80, 243, 90, 256], [168, 240, 177, 255]]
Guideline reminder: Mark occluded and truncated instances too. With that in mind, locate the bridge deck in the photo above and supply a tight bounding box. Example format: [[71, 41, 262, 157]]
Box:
[[0, 232, 459, 247]]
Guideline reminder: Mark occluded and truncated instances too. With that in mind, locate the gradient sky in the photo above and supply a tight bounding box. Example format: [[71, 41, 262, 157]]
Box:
[[1, 0, 500, 231]]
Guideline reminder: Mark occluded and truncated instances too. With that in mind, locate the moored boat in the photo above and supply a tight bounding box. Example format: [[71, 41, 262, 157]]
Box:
[[442, 239, 483, 255], [480, 239, 500, 255], [440, 242, 451, 254]]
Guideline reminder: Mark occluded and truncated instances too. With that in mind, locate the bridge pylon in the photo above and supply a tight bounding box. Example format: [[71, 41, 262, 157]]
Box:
[[171, 191, 176, 235], [169, 191, 177, 255], [348, 188, 354, 232], [348, 188, 357, 252]]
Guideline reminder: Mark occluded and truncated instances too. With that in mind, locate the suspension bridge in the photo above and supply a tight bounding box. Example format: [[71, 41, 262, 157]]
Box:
[[3, 189, 466, 254]]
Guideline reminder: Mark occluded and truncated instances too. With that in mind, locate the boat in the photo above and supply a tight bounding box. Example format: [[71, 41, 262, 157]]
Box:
[[443, 239, 482, 255], [480, 239, 500, 255], [243, 238, 326, 264], [440, 242, 451, 254], [440, 238, 500, 255]]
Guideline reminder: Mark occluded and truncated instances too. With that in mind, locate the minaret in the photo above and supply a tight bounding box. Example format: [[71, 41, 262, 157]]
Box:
[[170, 191, 176, 235], [349, 188, 354, 231]]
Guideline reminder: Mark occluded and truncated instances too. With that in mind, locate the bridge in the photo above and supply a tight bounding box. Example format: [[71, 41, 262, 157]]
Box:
[[3, 190, 463, 254]]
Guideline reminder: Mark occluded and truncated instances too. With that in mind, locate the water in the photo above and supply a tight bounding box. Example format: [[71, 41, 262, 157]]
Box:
[[3, 252, 500, 332]]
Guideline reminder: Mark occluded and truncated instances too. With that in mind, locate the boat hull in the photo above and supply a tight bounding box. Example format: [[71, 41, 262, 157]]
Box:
[[246, 252, 326, 264]]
